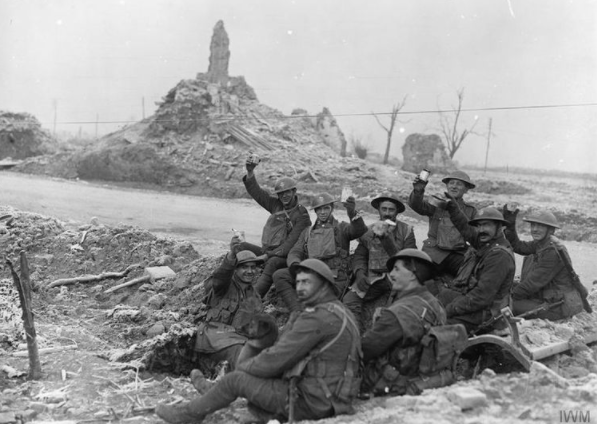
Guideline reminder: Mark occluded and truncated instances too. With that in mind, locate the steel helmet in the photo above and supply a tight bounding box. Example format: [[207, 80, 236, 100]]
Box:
[[274, 177, 297, 194], [370, 192, 406, 213], [386, 248, 434, 271], [235, 250, 265, 267], [469, 207, 509, 226], [523, 211, 560, 229], [294, 258, 339, 295], [311, 193, 336, 209], [442, 170, 476, 189]]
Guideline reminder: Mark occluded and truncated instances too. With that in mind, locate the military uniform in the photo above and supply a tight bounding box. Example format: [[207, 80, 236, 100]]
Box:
[[161, 295, 361, 423], [193, 254, 263, 373], [505, 230, 583, 320], [361, 286, 447, 395], [242, 174, 311, 296], [409, 189, 476, 275], [438, 204, 515, 333], [343, 221, 416, 331], [274, 214, 367, 312]]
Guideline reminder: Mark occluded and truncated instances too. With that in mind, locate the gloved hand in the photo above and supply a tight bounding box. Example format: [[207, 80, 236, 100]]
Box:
[[501, 203, 519, 227], [412, 176, 428, 193], [342, 196, 357, 219]]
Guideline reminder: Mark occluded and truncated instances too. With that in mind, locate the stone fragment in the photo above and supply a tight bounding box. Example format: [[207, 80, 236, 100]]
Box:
[[446, 387, 488, 410], [146, 322, 166, 337]]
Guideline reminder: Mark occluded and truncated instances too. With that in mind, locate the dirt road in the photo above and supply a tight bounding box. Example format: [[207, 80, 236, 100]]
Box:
[[2, 170, 596, 284]]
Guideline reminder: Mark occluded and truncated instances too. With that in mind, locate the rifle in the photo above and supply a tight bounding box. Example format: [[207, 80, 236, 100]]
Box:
[[471, 300, 564, 336], [553, 245, 593, 314]]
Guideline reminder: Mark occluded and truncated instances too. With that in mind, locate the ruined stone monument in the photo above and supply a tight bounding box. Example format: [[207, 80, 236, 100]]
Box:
[[314, 107, 348, 157], [401, 133, 455, 174], [207, 20, 230, 85]]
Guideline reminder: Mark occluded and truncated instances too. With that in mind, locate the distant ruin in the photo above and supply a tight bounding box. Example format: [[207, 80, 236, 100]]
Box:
[[0, 111, 56, 160], [401, 133, 455, 174], [207, 20, 230, 85]]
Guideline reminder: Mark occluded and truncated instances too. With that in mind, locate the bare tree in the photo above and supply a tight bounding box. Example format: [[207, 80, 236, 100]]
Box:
[[438, 88, 480, 159], [372, 95, 408, 165]]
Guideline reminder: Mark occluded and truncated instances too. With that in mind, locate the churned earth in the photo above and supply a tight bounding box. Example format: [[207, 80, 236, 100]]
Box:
[[0, 169, 596, 424]]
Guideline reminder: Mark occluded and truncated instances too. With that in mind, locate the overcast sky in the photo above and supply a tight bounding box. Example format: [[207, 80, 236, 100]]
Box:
[[2, 0, 596, 173]]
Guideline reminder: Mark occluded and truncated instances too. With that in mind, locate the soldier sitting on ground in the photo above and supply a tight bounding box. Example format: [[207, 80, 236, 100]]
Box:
[[438, 205, 515, 334], [156, 259, 361, 424], [274, 192, 367, 313], [360, 249, 466, 397], [408, 170, 477, 280], [241, 153, 312, 298], [191, 237, 265, 376], [343, 192, 416, 332], [502, 208, 587, 320]]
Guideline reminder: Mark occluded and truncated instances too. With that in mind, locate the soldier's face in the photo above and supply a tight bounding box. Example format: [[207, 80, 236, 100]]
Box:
[[278, 189, 296, 206], [296, 271, 326, 305], [378, 201, 398, 221], [236, 262, 258, 283], [475, 220, 499, 243], [389, 259, 418, 292], [445, 179, 469, 199], [315, 205, 333, 223], [530, 222, 551, 241]]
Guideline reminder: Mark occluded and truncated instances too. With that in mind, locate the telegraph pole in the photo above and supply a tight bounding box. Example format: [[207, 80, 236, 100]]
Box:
[[52, 99, 57, 136], [484, 118, 492, 174], [142, 97, 146, 119]]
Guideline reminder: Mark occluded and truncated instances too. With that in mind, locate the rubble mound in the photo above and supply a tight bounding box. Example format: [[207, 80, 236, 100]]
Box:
[[0, 111, 57, 161], [12, 21, 383, 201]]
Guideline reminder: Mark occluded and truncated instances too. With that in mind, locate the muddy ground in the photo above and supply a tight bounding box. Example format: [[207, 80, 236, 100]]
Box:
[[0, 169, 596, 424]]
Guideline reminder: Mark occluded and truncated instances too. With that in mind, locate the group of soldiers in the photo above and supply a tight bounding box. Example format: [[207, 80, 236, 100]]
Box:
[[155, 156, 589, 424]]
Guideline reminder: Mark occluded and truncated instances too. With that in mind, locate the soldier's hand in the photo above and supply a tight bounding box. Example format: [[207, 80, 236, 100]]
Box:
[[351, 269, 369, 299], [245, 157, 257, 174], [413, 176, 428, 192], [342, 196, 356, 218], [230, 235, 242, 255], [371, 220, 390, 237], [501, 203, 519, 227]]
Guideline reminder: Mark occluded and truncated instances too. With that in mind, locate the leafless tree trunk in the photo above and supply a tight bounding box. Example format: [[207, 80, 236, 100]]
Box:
[[438, 88, 480, 159], [372, 96, 408, 165]]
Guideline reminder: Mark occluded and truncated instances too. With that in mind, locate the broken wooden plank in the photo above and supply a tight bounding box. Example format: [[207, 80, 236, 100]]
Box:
[[46, 264, 141, 288]]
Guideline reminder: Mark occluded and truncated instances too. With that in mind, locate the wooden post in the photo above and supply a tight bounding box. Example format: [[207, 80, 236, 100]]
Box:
[[7, 251, 42, 379], [483, 118, 492, 174]]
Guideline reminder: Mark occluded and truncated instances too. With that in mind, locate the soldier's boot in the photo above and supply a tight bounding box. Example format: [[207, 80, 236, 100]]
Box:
[[155, 402, 205, 424], [190, 369, 213, 395]]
